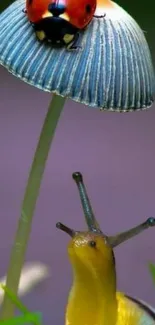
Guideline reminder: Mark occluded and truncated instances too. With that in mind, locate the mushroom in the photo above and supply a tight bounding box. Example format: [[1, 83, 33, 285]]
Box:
[[0, 0, 154, 319], [0, 0, 155, 110]]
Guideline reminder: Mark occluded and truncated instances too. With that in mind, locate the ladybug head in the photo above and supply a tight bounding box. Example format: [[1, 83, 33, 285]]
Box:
[[48, 2, 66, 16]]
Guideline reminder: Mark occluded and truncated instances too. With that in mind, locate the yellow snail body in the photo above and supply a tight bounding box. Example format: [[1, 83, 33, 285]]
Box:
[[56, 172, 155, 325]]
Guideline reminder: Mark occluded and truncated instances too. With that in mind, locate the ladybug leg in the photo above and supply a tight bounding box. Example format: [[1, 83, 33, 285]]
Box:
[[22, 8, 27, 14], [93, 13, 106, 18], [66, 33, 81, 51]]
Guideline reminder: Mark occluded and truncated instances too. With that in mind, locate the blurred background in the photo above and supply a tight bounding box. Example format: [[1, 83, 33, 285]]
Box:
[[0, 0, 155, 324]]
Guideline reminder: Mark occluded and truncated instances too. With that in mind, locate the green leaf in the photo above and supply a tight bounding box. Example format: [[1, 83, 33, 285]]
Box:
[[0, 284, 42, 325], [0, 312, 42, 325], [149, 263, 155, 284], [0, 284, 30, 314]]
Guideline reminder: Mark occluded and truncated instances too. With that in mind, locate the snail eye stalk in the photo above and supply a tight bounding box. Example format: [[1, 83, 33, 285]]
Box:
[[58, 173, 155, 250], [107, 217, 155, 248], [72, 172, 102, 234], [56, 222, 76, 237]]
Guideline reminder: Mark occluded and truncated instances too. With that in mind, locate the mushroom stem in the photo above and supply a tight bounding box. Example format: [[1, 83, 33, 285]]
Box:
[[0, 94, 66, 320]]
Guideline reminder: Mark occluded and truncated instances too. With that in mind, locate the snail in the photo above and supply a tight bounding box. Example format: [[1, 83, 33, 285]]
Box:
[[56, 172, 155, 325]]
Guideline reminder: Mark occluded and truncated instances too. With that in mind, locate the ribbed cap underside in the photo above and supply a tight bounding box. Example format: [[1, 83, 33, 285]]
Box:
[[0, 0, 154, 111]]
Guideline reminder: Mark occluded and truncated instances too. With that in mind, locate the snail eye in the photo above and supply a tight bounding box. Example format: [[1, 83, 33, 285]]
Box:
[[89, 240, 96, 248]]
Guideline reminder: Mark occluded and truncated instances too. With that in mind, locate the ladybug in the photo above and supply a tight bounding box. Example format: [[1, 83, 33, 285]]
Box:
[[25, 0, 104, 50]]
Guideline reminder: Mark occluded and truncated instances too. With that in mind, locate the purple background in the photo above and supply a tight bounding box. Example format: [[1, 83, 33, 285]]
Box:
[[0, 64, 155, 324]]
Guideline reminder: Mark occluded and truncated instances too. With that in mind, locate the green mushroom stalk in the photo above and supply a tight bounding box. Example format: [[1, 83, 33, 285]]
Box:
[[0, 94, 65, 319]]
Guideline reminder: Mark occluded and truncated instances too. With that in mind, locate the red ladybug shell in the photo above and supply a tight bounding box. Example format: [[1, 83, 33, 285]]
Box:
[[26, 0, 96, 29], [26, 0, 53, 23], [65, 0, 96, 29]]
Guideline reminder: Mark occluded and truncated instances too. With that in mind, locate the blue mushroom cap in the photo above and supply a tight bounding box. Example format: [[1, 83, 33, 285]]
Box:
[[0, 0, 155, 111]]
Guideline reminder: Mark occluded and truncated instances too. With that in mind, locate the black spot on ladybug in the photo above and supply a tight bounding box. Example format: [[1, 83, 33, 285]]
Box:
[[85, 4, 92, 13], [28, 0, 33, 4]]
